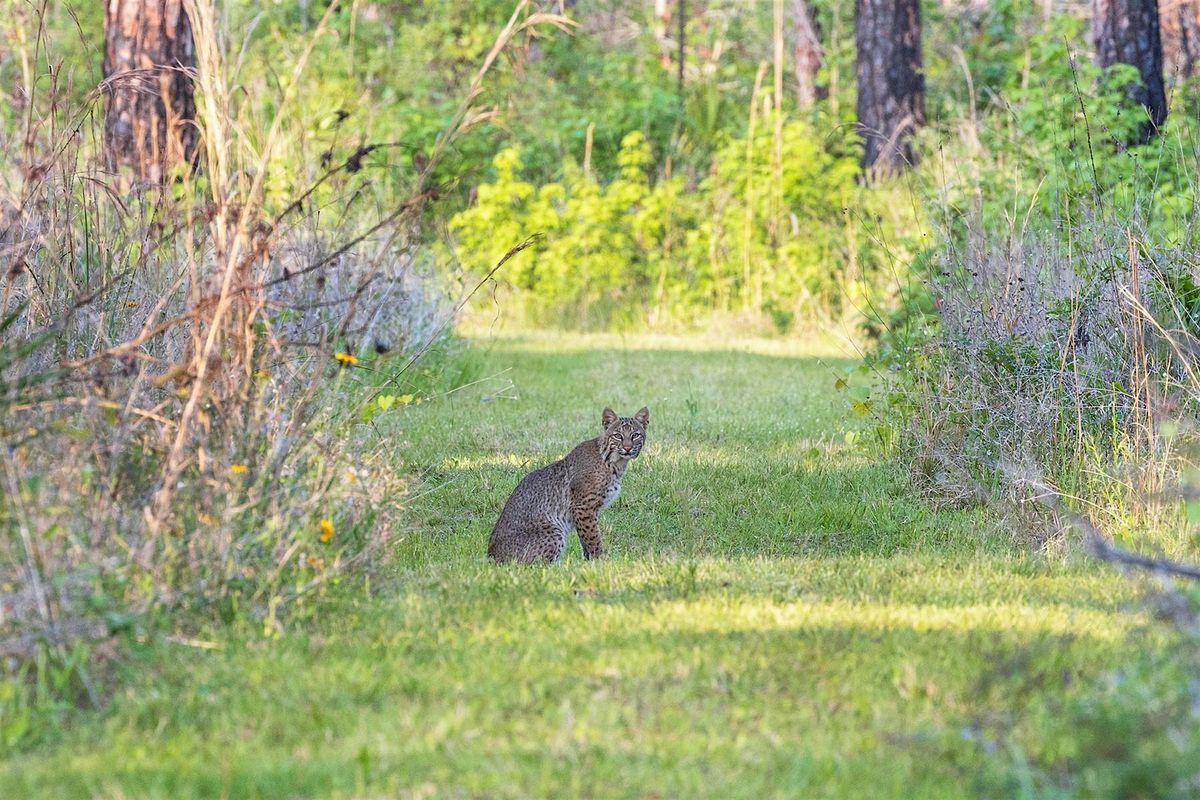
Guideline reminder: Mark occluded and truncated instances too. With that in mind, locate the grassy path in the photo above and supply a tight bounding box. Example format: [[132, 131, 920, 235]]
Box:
[[1, 333, 1169, 798]]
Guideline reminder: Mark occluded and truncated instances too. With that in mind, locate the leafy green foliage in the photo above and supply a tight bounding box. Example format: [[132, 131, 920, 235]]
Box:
[[926, 8, 1197, 245], [450, 118, 897, 329]]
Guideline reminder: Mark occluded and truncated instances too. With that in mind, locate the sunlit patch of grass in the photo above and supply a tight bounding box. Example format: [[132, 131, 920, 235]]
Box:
[[456, 326, 859, 359], [640, 596, 1142, 640], [438, 453, 541, 470]]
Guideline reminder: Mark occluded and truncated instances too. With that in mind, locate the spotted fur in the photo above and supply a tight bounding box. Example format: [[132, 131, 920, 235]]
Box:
[[488, 406, 650, 563]]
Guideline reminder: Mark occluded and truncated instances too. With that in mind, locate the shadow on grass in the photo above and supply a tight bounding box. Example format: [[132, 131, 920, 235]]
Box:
[[0, 607, 1147, 800]]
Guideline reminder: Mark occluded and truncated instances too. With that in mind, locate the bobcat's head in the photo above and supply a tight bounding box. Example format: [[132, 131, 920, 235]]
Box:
[[600, 406, 650, 463]]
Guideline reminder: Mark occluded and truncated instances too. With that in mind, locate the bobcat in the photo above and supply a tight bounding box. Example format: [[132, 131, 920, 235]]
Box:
[[488, 406, 650, 563]]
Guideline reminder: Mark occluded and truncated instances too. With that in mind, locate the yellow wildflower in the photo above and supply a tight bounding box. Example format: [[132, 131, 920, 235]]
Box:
[[229, 464, 248, 475], [334, 352, 358, 366], [319, 518, 334, 542]]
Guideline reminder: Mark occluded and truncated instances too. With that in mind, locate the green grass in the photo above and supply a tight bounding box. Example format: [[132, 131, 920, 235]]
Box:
[[0, 332, 1184, 798]]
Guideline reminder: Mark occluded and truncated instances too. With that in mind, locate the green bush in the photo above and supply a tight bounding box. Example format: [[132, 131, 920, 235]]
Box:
[[450, 116, 905, 330]]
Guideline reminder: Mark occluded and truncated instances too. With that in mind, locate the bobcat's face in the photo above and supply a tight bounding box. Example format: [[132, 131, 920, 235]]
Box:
[[600, 406, 650, 463]]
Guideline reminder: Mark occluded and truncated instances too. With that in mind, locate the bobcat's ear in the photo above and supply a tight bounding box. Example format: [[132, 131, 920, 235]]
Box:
[[634, 406, 650, 427], [602, 407, 618, 428]]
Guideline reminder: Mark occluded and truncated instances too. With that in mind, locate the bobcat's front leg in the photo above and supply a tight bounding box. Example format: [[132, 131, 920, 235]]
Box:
[[574, 507, 604, 560]]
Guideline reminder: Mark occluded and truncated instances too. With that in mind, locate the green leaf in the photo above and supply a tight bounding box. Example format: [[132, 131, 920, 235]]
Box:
[[851, 400, 873, 418]]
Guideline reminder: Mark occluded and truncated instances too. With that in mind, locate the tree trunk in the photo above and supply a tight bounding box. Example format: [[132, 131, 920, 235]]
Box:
[[103, 0, 198, 185], [1093, 0, 1167, 142], [792, 0, 824, 107], [677, 0, 686, 110], [855, 0, 925, 173], [1159, 0, 1199, 81]]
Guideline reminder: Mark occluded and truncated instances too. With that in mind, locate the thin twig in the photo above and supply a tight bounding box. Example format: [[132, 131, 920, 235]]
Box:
[[364, 233, 542, 404]]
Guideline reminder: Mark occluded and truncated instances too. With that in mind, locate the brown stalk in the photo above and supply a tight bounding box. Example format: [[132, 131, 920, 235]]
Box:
[[147, 0, 343, 536]]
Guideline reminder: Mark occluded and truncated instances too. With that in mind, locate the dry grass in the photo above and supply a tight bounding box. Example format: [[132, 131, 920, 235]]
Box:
[[0, 0, 570, 743], [887, 212, 1200, 557]]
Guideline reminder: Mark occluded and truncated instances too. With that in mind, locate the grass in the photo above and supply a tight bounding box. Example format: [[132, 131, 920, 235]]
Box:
[[0, 331, 1182, 799]]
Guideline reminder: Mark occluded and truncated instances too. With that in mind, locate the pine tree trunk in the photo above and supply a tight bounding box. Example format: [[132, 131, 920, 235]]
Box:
[[1179, 2, 1200, 77], [855, 0, 925, 173], [103, 0, 198, 185], [1093, 0, 1167, 142], [1158, 0, 1197, 81], [677, 0, 687, 109], [792, 0, 824, 107], [1181, 2, 1200, 76]]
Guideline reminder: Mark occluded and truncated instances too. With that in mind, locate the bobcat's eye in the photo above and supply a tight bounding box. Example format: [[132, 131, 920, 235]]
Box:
[[633, 433, 642, 440]]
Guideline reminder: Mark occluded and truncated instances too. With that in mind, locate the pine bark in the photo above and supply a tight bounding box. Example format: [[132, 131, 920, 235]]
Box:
[[792, 0, 824, 108], [678, 0, 686, 107], [1093, 0, 1167, 142], [1158, 0, 1197, 80], [855, 0, 925, 173], [103, 0, 198, 185]]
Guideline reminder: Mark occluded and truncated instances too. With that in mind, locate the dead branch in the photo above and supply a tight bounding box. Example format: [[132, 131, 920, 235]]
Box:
[[1084, 530, 1200, 581]]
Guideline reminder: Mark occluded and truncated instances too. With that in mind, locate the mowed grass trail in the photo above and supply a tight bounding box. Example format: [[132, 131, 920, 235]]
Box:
[[1, 333, 1173, 799]]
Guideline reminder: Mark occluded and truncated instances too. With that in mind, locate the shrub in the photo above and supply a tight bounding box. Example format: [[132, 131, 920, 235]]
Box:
[[449, 113, 907, 330]]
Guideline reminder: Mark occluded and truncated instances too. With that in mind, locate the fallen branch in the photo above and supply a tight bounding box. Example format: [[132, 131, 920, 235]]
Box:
[[1022, 471, 1200, 581], [1084, 530, 1200, 581]]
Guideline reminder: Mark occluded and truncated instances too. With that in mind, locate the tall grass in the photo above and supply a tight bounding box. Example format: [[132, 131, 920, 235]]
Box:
[[882, 105, 1200, 558], [0, 0, 567, 749]]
